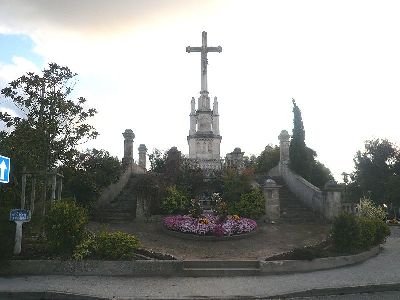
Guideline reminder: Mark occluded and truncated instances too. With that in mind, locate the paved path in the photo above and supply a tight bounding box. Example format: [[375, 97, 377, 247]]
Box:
[[88, 221, 330, 260], [1, 228, 399, 300]]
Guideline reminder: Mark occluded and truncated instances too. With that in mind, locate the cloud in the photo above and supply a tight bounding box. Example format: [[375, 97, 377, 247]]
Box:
[[0, 0, 223, 35], [0, 55, 38, 83]]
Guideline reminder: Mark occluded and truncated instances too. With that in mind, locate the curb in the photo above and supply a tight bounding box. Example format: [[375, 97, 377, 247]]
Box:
[[0, 245, 380, 277], [161, 225, 259, 241], [260, 245, 380, 274], [2, 284, 400, 300], [268, 282, 400, 299]]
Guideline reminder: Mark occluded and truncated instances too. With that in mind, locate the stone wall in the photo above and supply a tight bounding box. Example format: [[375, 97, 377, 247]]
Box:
[[277, 163, 342, 221], [97, 162, 145, 207]]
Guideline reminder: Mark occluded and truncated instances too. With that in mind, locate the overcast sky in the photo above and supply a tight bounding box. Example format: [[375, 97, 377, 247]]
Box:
[[1, 0, 400, 180]]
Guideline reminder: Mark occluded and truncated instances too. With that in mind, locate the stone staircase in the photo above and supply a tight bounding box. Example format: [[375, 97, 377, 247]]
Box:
[[272, 177, 321, 224], [93, 176, 137, 223], [182, 260, 260, 277]]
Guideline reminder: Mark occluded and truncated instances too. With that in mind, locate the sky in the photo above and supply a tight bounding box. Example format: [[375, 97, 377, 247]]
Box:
[[1, 0, 400, 181]]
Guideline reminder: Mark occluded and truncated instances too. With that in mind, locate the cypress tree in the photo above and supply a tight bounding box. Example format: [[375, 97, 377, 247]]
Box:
[[289, 99, 310, 178]]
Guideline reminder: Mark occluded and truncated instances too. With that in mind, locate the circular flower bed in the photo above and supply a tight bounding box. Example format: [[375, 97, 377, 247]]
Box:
[[163, 213, 257, 237]]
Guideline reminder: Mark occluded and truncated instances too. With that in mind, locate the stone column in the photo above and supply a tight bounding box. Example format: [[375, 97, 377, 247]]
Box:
[[324, 181, 343, 221], [189, 97, 196, 135], [278, 130, 291, 165], [212, 97, 220, 135], [263, 179, 281, 223], [138, 144, 148, 170], [122, 129, 135, 166]]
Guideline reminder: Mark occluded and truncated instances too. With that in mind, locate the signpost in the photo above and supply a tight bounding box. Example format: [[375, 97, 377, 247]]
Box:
[[9, 209, 31, 255], [0, 155, 10, 183]]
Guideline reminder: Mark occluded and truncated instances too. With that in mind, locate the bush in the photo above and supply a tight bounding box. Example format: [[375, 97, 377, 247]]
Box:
[[212, 193, 228, 219], [231, 188, 264, 219], [332, 212, 390, 253], [161, 186, 190, 214], [331, 213, 360, 252], [374, 219, 390, 245], [357, 216, 376, 249], [357, 197, 386, 220], [73, 231, 140, 260], [45, 199, 88, 255]]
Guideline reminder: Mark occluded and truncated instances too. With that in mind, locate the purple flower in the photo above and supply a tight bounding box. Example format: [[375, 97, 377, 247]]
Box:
[[163, 213, 257, 236]]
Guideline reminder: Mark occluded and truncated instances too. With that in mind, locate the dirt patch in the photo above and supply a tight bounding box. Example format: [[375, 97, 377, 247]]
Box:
[[88, 218, 330, 260]]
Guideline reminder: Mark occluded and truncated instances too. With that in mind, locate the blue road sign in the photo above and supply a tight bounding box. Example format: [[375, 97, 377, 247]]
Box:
[[0, 155, 10, 183], [9, 209, 31, 222]]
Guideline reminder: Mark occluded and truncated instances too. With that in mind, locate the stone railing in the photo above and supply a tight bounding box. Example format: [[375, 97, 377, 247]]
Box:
[[275, 163, 343, 221], [97, 161, 145, 207]]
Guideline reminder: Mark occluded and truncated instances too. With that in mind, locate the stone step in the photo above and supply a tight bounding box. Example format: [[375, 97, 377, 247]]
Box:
[[183, 260, 259, 269], [183, 267, 261, 277]]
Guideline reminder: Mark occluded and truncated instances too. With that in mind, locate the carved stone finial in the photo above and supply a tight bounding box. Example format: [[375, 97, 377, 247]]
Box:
[[122, 129, 135, 165]]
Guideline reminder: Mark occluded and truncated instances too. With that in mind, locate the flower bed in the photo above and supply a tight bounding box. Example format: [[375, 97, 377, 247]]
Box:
[[163, 213, 257, 237]]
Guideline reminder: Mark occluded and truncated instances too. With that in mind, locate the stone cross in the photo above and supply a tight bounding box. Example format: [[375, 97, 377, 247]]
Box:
[[186, 31, 222, 95]]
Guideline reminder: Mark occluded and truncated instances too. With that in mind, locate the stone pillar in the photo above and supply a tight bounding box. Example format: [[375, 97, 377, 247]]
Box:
[[189, 98, 197, 135], [122, 129, 135, 166], [138, 144, 148, 170], [212, 97, 220, 135], [278, 130, 291, 165], [324, 181, 343, 221], [263, 179, 281, 223]]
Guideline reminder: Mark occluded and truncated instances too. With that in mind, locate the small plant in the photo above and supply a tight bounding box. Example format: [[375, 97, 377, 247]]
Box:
[[374, 218, 391, 245], [233, 188, 265, 219], [357, 197, 386, 220], [188, 199, 202, 218], [357, 216, 376, 249], [211, 193, 228, 220], [45, 199, 88, 255], [331, 213, 360, 252], [161, 186, 190, 214], [73, 231, 140, 260]]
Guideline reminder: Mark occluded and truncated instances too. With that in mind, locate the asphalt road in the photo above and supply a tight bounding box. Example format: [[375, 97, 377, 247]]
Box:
[[292, 291, 400, 300]]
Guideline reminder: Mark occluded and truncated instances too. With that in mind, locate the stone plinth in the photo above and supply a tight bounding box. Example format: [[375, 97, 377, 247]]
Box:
[[263, 179, 282, 223], [278, 130, 290, 165], [122, 129, 135, 166], [138, 144, 147, 170], [323, 181, 344, 221]]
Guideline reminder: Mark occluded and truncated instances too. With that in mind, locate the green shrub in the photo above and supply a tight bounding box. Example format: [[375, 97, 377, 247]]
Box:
[[331, 213, 360, 252], [332, 212, 390, 253], [357, 197, 386, 220], [373, 219, 390, 245], [161, 186, 190, 214], [357, 216, 376, 249], [232, 188, 264, 219], [188, 199, 202, 218], [73, 231, 140, 260], [45, 199, 88, 255]]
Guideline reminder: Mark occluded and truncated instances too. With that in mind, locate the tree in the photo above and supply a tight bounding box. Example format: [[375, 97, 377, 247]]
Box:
[[288, 99, 333, 187], [255, 145, 280, 174], [289, 98, 312, 178], [62, 149, 122, 207], [148, 148, 167, 173], [351, 139, 400, 206], [0, 63, 98, 171], [0, 63, 98, 214]]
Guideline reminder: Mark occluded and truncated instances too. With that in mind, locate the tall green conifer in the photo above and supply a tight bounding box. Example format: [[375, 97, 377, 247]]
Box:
[[289, 99, 311, 178]]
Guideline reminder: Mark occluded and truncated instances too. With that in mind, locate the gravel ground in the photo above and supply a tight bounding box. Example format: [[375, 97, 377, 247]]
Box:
[[88, 219, 330, 260]]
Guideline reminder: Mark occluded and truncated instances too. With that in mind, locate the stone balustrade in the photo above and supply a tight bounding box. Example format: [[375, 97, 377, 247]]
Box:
[[278, 163, 342, 221]]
